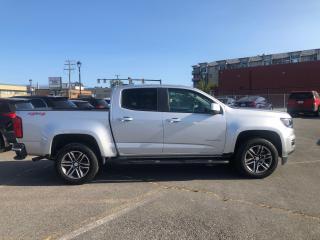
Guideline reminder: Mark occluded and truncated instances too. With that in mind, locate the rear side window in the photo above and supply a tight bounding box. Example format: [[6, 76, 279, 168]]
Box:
[[289, 92, 313, 100], [30, 99, 47, 108], [122, 88, 158, 111]]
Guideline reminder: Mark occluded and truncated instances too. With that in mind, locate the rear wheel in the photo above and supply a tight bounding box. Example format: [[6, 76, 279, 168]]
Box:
[[55, 143, 99, 184], [235, 138, 278, 178], [314, 107, 320, 117]]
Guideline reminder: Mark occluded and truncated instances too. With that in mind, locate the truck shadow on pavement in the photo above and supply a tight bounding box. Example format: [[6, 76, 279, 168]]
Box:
[[0, 160, 243, 187]]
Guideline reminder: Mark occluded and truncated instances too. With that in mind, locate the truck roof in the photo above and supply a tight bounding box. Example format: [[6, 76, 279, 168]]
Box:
[[114, 84, 195, 90]]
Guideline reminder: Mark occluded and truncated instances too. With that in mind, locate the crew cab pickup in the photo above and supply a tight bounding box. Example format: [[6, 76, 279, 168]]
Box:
[[13, 85, 296, 184]]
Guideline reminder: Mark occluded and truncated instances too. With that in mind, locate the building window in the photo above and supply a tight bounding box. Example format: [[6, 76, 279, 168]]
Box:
[[301, 54, 317, 62]]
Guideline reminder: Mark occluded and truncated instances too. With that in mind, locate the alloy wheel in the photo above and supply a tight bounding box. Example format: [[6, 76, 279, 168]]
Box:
[[244, 145, 273, 174], [60, 151, 90, 179]]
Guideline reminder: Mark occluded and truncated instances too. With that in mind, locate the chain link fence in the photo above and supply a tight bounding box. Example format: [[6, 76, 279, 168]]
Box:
[[215, 93, 290, 111]]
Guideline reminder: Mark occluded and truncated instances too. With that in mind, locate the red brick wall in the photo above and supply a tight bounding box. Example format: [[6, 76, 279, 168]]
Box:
[[218, 61, 320, 95]]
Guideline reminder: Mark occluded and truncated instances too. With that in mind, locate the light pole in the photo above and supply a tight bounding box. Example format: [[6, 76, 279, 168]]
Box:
[[77, 61, 82, 96], [29, 79, 33, 95]]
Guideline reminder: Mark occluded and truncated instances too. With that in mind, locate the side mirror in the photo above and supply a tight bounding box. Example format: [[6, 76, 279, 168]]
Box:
[[211, 103, 221, 114]]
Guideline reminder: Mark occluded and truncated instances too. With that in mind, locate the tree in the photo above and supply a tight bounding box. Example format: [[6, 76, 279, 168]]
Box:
[[110, 79, 123, 88], [196, 79, 216, 94]]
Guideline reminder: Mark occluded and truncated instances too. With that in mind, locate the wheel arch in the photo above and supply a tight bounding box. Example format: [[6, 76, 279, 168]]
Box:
[[234, 130, 282, 157], [50, 134, 102, 162]]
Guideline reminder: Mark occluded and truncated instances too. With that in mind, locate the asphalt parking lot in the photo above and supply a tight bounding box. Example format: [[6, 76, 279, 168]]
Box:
[[0, 117, 319, 240]]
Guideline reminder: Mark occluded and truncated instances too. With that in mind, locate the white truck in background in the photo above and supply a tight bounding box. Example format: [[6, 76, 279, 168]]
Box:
[[12, 85, 295, 184]]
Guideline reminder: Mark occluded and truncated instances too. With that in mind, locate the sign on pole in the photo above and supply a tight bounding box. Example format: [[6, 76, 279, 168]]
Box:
[[49, 77, 62, 89]]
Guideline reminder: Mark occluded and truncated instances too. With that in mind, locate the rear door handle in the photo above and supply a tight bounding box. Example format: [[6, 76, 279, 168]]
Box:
[[120, 116, 133, 122], [168, 118, 181, 123]]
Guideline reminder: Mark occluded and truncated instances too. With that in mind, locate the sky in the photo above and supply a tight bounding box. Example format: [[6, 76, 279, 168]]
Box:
[[0, 0, 320, 87]]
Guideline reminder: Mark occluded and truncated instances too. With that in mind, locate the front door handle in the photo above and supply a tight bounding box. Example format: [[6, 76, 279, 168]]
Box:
[[120, 116, 133, 122], [168, 118, 181, 123]]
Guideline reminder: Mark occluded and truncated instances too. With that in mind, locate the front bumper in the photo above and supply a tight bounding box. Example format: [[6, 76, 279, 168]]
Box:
[[281, 132, 296, 165]]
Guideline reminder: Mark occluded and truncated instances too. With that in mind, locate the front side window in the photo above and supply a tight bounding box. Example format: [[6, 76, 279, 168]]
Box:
[[168, 89, 213, 114], [122, 88, 158, 111]]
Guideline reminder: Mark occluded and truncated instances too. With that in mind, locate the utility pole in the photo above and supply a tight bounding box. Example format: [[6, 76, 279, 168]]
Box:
[[64, 60, 76, 98], [77, 61, 82, 96]]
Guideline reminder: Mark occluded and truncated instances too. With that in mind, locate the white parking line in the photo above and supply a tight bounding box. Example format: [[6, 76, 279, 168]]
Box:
[[57, 190, 163, 240], [288, 160, 320, 165]]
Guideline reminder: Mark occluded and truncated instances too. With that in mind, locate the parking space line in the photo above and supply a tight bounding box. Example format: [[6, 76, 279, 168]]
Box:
[[288, 160, 320, 165], [118, 174, 320, 223], [56, 190, 164, 240]]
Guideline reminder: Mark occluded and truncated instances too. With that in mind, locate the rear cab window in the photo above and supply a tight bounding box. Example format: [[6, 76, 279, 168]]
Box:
[[289, 92, 313, 100], [121, 88, 158, 111]]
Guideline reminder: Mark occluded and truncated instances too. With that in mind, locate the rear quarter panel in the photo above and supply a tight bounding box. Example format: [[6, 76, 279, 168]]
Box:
[[16, 110, 117, 157]]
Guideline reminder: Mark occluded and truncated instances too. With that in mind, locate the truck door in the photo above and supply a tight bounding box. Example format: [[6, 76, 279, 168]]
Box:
[[163, 88, 227, 155], [110, 88, 163, 156]]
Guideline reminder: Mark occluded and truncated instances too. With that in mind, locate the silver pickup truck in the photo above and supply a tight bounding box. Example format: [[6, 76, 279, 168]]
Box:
[[13, 85, 295, 184]]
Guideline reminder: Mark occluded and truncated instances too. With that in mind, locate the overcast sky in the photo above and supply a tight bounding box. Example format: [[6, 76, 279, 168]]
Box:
[[0, 0, 320, 87]]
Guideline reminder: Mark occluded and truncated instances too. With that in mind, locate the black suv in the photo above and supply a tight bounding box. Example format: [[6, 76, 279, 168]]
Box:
[[0, 98, 34, 152], [14, 96, 77, 109]]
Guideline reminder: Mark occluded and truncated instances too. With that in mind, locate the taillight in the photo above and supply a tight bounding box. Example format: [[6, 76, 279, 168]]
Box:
[[2, 112, 16, 119], [13, 116, 23, 138], [96, 105, 105, 109], [249, 102, 256, 107]]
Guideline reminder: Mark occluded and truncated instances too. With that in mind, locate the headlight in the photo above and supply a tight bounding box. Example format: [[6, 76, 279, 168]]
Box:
[[281, 118, 293, 128]]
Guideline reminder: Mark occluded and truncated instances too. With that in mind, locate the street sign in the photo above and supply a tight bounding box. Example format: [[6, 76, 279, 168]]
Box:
[[49, 77, 62, 89]]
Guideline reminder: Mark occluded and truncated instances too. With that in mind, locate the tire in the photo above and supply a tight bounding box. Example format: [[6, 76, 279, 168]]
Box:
[[235, 138, 278, 179], [314, 107, 320, 117], [0, 136, 5, 153], [55, 143, 99, 184]]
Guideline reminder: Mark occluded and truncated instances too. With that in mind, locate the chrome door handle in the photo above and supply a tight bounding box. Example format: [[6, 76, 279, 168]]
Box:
[[120, 116, 133, 122], [168, 118, 181, 123]]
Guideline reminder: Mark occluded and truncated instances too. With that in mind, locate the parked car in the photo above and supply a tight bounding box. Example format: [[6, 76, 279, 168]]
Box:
[[78, 97, 109, 109], [287, 91, 320, 117], [14, 96, 77, 109], [12, 85, 295, 184], [217, 97, 236, 107], [0, 98, 34, 152], [235, 96, 273, 110], [71, 100, 94, 110]]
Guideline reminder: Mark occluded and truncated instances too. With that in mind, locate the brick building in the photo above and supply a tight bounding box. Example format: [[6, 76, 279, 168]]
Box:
[[192, 49, 320, 95]]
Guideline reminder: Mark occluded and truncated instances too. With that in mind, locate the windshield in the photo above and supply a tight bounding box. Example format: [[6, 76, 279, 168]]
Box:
[[289, 92, 313, 100]]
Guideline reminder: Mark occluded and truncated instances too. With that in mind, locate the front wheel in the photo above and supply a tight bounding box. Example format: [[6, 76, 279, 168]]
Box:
[[55, 143, 99, 184], [235, 138, 278, 178]]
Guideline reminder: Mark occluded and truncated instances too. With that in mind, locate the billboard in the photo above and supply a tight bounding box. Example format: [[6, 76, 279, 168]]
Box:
[[49, 77, 62, 89]]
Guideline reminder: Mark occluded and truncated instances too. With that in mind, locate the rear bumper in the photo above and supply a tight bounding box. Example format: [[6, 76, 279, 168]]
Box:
[[11, 143, 27, 160], [287, 107, 317, 113]]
